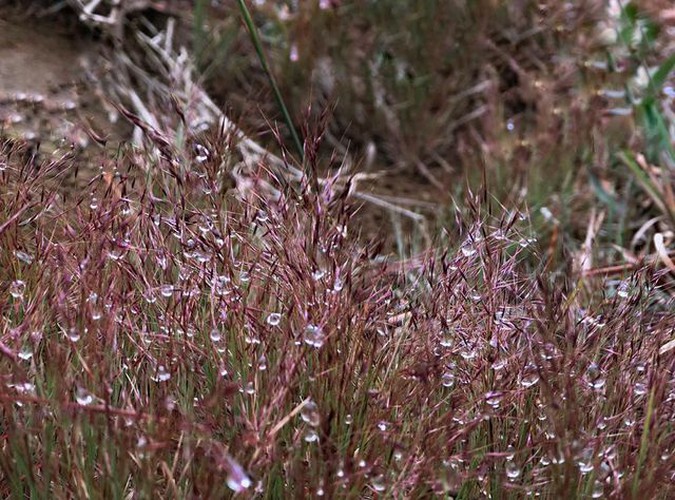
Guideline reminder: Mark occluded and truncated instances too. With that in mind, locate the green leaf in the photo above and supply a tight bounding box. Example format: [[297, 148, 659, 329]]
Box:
[[648, 53, 675, 94]]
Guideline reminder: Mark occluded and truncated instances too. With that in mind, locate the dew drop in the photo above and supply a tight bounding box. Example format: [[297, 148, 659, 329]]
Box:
[[289, 43, 299, 62], [520, 363, 539, 389], [159, 285, 174, 298], [585, 363, 606, 391], [75, 387, 93, 406], [505, 461, 521, 480], [225, 458, 252, 493], [136, 435, 147, 450], [333, 277, 344, 292], [491, 359, 508, 371], [616, 280, 631, 299], [485, 391, 503, 409], [266, 312, 282, 326], [75, 387, 94, 406], [439, 331, 454, 347], [66, 327, 82, 342], [371, 474, 386, 492], [344, 413, 353, 425], [520, 372, 540, 388], [592, 479, 604, 498], [152, 365, 171, 383], [303, 324, 325, 348], [577, 460, 594, 474], [143, 289, 157, 304], [9, 280, 26, 299], [459, 342, 478, 360], [301, 399, 321, 427], [18, 346, 33, 361], [377, 420, 388, 432], [304, 429, 319, 442], [14, 250, 34, 264], [461, 244, 477, 257], [633, 382, 648, 396], [441, 372, 455, 388], [210, 329, 222, 342]]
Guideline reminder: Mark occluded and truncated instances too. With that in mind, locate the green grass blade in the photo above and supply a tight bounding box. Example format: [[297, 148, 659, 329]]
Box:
[[236, 0, 304, 162]]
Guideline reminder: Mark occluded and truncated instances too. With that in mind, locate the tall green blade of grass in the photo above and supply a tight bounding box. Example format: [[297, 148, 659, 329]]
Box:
[[236, 0, 304, 162], [619, 151, 675, 224]]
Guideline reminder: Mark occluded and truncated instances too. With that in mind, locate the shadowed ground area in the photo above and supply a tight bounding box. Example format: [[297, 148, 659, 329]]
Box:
[[0, 7, 130, 188]]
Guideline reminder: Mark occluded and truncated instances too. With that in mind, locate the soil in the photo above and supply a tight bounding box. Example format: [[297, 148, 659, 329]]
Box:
[[0, 6, 131, 187]]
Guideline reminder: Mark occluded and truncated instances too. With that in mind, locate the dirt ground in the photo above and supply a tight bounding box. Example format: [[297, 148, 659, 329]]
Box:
[[0, 6, 130, 185]]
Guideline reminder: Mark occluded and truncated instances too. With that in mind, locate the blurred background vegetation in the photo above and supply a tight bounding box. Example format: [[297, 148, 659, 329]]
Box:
[[1, 0, 673, 270]]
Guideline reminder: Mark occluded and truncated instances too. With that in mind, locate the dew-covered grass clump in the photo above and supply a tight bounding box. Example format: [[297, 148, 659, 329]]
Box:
[[0, 128, 673, 498], [1, 0, 675, 498]]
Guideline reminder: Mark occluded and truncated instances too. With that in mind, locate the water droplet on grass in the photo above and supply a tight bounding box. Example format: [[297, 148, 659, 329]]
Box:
[[520, 372, 540, 388], [519, 362, 540, 387], [616, 280, 631, 299], [9, 280, 25, 299], [303, 324, 325, 348], [304, 429, 319, 442], [371, 474, 386, 492], [225, 458, 252, 492], [461, 244, 477, 257], [505, 461, 521, 480], [210, 329, 222, 342], [18, 346, 33, 360], [491, 359, 507, 371], [266, 313, 281, 326], [377, 421, 388, 432], [75, 387, 93, 406], [289, 43, 299, 62], [14, 250, 33, 264], [441, 372, 455, 388], [485, 391, 503, 409], [301, 400, 320, 427], [66, 327, 82, 342], [634, 382, 648, 396], [152, 365, 171, 383], [160, 285, 174, 298]]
